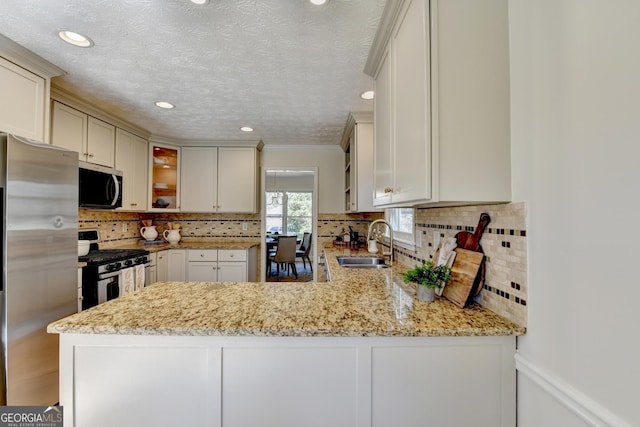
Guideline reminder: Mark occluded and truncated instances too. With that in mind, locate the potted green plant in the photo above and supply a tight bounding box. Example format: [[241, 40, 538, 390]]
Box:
[[402, 260, 452, 302]]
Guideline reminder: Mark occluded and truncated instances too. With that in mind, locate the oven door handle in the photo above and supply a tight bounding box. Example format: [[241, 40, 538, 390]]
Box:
[[98, 270, 123, 279]]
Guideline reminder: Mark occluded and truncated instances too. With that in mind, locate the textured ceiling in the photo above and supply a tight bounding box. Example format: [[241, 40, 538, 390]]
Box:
[[0, 0, 386, 145]]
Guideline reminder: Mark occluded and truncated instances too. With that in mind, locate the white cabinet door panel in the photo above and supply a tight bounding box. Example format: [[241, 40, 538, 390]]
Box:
[[187, 262, 217, 282], [391, 0, 431, 204], [87, 116, 115, 167], [131, 135, 148, 210], [372, 344, 506, 427], [181, 147, 217, 212], [222, 347, 358, 427], [51, 102, 87, 155], [217, 147, 256, 212], [166, 250, 186, 281], [217, 262, 246, 282], [0, 57, 45, 141], [373, 47, 393, 206], [74, 345, 210, 427]]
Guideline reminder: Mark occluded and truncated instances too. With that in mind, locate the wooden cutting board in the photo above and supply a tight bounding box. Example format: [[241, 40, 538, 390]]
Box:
[[442, 248, 484, 308]]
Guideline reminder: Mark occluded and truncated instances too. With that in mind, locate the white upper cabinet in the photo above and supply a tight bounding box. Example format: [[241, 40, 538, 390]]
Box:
[[181, 146, 258, 213], [115, 128, 148, 211], [86, 117, 115, 167], [391, 0, 431, 205], [51, 101, 116, 167], [0, 35, 64, 143], [217, 147, 258, 213], [342, 112, 380, 212], [181, 147, 217, 212], [366, 0, 511, 207], [0, 57, 46, 141], [50, 102, 86, 155], [373, 47, 393, 206]]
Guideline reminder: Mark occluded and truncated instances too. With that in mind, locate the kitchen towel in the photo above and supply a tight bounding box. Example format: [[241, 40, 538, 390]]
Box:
[[134, 264, 145, 291], [121, 267, 135, 295]]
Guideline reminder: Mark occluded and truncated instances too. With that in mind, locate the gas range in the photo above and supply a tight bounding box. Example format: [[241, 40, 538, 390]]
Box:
[[79, 230, 150, 310], [80, 248, 150, 275]]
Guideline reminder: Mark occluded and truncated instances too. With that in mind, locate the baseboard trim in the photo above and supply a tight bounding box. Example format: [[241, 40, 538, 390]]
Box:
[[515, 353, 633, 427]]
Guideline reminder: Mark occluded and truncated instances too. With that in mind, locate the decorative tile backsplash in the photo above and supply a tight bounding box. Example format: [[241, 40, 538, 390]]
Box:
[[79, 202, 527, 326], [394, 202, 528, 327], [79, 210, 261, 246]]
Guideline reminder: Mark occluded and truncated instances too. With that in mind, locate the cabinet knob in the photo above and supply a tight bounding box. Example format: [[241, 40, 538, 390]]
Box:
[[200, 254, 204, 257], [88, 153, 94, 158], [384, 187, 393, 194], [229, 254, 234, 258]]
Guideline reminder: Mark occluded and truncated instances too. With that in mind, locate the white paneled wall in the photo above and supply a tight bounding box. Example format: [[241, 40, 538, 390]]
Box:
[[510, 1, 640, 426]]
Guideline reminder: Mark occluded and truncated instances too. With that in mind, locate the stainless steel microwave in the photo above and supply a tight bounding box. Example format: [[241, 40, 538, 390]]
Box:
[[78, 161, 123, 209]]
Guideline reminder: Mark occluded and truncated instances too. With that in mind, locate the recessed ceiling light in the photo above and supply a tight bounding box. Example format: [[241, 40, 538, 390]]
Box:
[[58, 30, 94, 48], [360, 90, 375, 100], [310, 0, 328, 5], [155, 101, 175, 109], [240, 126, 254, 132], [190, 0, 209, 4]]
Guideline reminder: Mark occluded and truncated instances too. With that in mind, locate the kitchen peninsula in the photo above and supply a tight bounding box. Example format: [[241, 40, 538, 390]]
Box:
[[50, 246, 523, 427]]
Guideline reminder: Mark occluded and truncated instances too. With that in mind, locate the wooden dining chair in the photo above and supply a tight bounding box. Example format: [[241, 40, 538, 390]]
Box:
[[296, 232, 313, 272], [268, 235, 298, 280]]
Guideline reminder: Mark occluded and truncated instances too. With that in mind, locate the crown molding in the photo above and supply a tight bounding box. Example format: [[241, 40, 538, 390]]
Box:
[[339, 111, 373, 151], [151, 135, 264, 150], [0, 34, 66, 79], [262, 144, 342, 152], [363, 0, 406, 77]]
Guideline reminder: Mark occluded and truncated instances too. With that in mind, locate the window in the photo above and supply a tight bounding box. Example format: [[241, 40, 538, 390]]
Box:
[[265, 191, 312, 237], [386, 208, 416, 248]]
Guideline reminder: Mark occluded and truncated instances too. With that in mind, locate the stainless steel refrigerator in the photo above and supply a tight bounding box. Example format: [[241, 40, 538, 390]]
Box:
[[0, 133, 78, 405]]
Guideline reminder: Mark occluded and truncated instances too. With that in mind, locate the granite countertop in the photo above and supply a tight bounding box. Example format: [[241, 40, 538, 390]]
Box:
[[57, 245, 525, 337], [77, 241, 259, 267], [117, 240, 260, 253]]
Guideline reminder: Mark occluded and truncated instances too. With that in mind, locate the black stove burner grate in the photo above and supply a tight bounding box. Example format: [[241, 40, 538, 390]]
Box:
[[79, 249, 149, 265]]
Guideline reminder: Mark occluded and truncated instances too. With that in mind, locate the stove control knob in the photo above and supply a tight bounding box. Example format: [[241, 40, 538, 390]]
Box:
[[124, 259, 133, 267], [107, 262, 121, 272]]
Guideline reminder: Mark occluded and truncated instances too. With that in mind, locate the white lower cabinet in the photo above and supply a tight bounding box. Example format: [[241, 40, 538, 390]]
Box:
[[156, 250, 185, 282], [59, 334, 515, 427], [187, 248, 256, 282]]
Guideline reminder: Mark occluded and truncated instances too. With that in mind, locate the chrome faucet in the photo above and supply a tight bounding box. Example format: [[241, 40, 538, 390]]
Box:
[[367, 219, 394, 264]]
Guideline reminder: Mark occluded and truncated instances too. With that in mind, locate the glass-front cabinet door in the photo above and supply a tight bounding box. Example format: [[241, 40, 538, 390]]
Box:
[[149, 142, 180, 211]]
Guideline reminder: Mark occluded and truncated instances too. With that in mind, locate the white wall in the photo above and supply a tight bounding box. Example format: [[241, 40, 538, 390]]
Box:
[[262, 146, 344, 213], [510, 1, 640, 426]]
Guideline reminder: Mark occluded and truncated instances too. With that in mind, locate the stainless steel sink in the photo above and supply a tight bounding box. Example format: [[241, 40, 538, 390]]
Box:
[[336, 256, 390, 268]]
